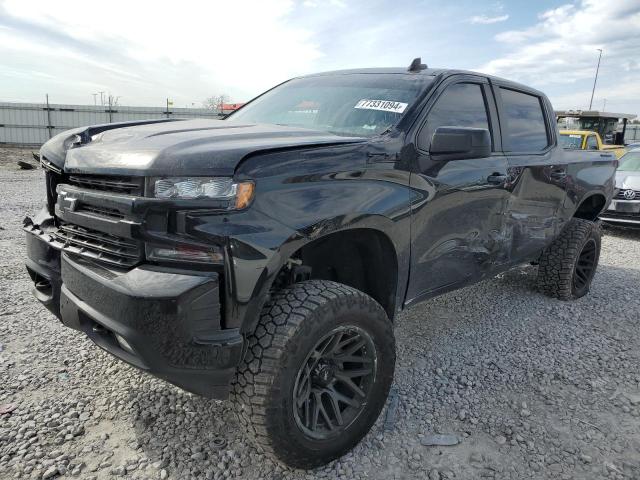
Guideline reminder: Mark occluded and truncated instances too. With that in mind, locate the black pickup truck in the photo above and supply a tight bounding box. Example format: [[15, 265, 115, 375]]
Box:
[[24, 59, 616, 468]]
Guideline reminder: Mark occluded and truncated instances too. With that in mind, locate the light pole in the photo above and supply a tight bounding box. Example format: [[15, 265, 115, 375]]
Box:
[[588, 48, 602, 110]]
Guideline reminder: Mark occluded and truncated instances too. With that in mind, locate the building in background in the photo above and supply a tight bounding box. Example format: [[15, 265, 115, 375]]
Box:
[[220, 103, 246, 114]]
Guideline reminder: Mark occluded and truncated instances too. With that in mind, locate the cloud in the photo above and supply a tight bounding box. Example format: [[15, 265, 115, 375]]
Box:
[[1, 0, 637, 116], [0, 0, 324, 105], [469, 14, 509, 25], [550, 78, 640, 114], [476, 0, 640, 114], [303, 0, 346, 7], [479, 0, 640, 85], [0, 0, 477, 107]]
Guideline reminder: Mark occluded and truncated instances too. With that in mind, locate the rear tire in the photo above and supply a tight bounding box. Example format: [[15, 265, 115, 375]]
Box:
[[536, 218, 601, 300], [230, 280, 395, 469]]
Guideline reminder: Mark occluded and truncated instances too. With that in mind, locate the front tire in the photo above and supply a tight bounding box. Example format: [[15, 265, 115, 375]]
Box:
[[231, 280, 395, 469], [536, 218, 601, 300]]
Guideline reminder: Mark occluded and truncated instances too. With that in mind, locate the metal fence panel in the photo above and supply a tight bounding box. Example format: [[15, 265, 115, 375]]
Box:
[[3, 100, 639, 147], [626, 125, 640, 142], [0, 102, 223, 146]]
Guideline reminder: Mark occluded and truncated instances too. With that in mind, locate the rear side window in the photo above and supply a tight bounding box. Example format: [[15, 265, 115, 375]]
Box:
[[499, 88, 549, 152], [418, 83, 491, 151]]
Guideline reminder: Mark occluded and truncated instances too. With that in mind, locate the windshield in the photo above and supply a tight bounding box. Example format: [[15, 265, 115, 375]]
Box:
[[228, 73, 432, 137], [559, 133, 583, 149], [619, 151, 640, 171]]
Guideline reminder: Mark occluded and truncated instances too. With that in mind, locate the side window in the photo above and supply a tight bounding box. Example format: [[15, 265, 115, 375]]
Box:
[[586, 135, 598, 150], [499, 88, 549, 152], [417, 83, 491, 151]]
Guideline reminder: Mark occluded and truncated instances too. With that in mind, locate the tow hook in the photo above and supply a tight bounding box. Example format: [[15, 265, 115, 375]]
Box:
[[34, 279, 51, 293]]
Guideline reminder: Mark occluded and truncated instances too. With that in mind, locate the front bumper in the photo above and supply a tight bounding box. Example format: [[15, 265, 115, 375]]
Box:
[[25, 218, 244, 399], [600, 199, 640, 227]]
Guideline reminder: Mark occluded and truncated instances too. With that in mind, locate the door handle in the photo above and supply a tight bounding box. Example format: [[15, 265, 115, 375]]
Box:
[[487, 173, 507, 184], [550, 168, 567, 179]]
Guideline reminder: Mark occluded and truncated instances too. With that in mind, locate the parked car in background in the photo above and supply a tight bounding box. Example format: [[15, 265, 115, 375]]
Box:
[[601, 148, 640, 227], [559, 130, 626, 158]]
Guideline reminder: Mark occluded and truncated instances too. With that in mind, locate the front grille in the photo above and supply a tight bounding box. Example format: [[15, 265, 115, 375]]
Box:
[[53, 223, 142, 268], [67, 175, 144, 195], [616, 189, 640, 200], [41, 170, 145, 267], [76, 204, 125, 220]]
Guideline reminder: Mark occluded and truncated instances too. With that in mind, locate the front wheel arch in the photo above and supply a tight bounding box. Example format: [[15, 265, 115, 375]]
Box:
[[273, 228, 399, 320]]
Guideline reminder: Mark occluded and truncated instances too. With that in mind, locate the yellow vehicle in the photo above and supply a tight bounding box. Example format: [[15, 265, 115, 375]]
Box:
[[556, 110, 636, 159], [559, 130, 627, 159]]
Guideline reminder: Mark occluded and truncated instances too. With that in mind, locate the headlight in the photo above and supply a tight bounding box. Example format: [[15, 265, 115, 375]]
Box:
[[153, 177, 254, 209]]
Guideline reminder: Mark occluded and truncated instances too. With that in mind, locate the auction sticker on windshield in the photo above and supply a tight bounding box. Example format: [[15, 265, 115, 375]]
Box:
[[355, 99, 408, 114]]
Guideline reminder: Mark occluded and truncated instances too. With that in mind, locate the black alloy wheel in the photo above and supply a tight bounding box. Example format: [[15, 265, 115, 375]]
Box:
[[292, 326, 377, 440], [573, 238, 598, 294]]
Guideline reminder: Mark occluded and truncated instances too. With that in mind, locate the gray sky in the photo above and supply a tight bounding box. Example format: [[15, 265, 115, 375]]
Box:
[[1, 0, 639, 115]]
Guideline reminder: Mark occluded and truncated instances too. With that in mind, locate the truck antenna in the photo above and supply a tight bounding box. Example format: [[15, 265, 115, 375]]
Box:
[[408, 57, 427, 72]]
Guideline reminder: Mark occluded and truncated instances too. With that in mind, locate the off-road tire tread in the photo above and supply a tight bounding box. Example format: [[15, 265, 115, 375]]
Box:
[[230, 279, 393, 467], [536, 218, 601, 300]]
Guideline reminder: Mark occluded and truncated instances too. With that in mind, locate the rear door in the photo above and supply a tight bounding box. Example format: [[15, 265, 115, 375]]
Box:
[[492, 84, 567, 263], [406, 75, 510, 304]]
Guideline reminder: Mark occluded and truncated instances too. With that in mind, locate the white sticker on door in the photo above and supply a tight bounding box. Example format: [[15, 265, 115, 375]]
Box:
[[354, 99, 408, 114]]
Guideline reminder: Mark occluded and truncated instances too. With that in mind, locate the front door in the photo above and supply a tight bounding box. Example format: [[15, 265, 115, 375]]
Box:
[[406, 76, 510, 305]]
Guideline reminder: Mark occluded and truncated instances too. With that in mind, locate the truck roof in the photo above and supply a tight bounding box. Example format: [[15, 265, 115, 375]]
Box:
[[301, 67, 546, 97]]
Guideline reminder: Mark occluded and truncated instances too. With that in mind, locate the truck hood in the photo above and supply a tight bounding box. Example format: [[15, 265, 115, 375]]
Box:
[[616, 171, 640, 190], [41, 119, 367, 176]]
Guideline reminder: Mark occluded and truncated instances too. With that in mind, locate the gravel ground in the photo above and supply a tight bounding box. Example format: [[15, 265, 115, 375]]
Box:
[[1, 146, 640, 480]]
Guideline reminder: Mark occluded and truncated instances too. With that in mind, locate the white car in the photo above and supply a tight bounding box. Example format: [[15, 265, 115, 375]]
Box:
[[601, 148, 640, 227]]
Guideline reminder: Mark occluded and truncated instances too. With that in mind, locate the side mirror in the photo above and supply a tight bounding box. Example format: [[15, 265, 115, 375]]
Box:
[[430, 126, 491, 161]]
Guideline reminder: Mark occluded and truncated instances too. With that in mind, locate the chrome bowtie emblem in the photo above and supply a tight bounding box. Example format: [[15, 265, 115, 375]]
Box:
[[623, 189, 636, 200]]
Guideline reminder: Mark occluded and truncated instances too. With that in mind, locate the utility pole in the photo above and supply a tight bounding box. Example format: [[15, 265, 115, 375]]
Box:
[[99, 91, 105, 106], [92, 93, 97, 106], [588, 48, 602, 111]]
